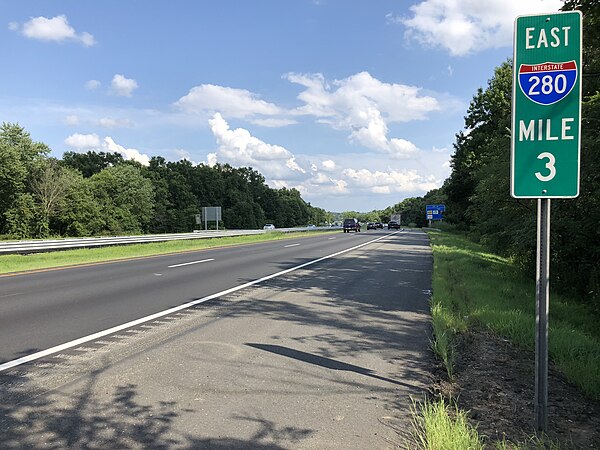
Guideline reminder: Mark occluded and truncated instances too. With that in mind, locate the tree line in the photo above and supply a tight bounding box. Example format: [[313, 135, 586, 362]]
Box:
[[0, 126, 330, 239], [384, 0, 600, 309]]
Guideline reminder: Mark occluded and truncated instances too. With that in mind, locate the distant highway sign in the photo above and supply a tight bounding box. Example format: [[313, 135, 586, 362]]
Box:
[[426, 204, 445, 221]]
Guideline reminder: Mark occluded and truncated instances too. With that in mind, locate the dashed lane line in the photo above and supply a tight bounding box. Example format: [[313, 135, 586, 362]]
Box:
[[0, 231, 400, 373], [168, 258, 214, 268]]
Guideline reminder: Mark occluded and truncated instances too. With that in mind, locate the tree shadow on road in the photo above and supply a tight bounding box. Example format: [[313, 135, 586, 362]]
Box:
[[0, 363, 310, 449], [218, 231, 435, 384], [0, 231, 432, 448]]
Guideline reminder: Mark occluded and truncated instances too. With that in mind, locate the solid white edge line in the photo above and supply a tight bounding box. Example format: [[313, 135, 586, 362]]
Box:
[[168, 258, 215, 268], [0, 231, 401, 373], [283, 243, 300, 248]]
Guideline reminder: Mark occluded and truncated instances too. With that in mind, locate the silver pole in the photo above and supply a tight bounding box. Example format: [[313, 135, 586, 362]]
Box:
[[535, 198, 550, 432]]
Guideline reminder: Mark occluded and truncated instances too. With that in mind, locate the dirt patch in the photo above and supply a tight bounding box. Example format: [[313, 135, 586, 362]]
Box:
[[431, 329, 600, 449]]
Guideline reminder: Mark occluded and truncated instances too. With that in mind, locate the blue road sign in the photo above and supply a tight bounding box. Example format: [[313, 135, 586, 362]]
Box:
[[426, 204, 445, 221]]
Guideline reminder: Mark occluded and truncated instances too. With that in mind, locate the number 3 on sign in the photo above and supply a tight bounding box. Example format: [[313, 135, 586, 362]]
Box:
[[536, 152, 556, 182]]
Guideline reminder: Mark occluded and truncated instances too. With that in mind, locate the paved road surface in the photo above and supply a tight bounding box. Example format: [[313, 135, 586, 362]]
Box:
[[3, 231, 393, 365], [0, 229, 434, 449]]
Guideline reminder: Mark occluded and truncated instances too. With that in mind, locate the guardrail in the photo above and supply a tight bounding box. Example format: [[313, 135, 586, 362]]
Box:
[[0, 227, 340, 255]]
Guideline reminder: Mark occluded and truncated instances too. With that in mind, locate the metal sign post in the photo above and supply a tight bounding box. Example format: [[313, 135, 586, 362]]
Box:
[[512, 11, 581, 433], [201, 206, 222, 231], [535, 198, 551, 431]]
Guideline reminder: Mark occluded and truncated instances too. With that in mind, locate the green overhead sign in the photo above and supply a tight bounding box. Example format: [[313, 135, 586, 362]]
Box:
[[511, 11, 582, 198]]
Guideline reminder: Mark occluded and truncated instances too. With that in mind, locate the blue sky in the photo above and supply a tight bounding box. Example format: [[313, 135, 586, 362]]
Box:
[[2, 0, 563, 212]]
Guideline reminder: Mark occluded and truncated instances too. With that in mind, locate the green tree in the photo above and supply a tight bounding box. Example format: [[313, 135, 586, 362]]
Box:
[[89, 165, 154, 234], [30, 158, 80, 237], [562, 0, 600, 97], [4, 193, 41, 239], [0, 123, 49, 235], [223, 200, 264, 229], [62, 151, 125, 178], [53, 172, 104, 236], [165, 160, 201, 232]]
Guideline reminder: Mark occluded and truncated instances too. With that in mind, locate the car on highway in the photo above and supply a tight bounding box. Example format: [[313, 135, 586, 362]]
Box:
[[387, 221, 400, 230], [375, 222, 383, 229], [343, 218, 361, 233], [263, 224, 275, 230], [366, 222, 376, 230]]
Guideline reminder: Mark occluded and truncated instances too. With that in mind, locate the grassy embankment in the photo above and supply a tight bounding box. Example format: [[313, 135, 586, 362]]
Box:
[[411, 229, 600, 449], [0, 230, 333, 275], [426, 229, 600, 397]]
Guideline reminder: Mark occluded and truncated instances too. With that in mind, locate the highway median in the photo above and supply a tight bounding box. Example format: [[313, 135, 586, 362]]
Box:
[[0, 230, 334, 276]]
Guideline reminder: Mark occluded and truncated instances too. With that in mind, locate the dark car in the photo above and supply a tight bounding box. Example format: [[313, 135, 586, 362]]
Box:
[[375, 222, 383, 229], [387, 220, 400, 230], [343, 218, 361, 233], [366, 222, 376, 230]]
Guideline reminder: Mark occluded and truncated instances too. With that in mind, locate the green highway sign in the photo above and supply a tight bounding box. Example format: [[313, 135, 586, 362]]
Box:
[[511, 11, 582, 198]]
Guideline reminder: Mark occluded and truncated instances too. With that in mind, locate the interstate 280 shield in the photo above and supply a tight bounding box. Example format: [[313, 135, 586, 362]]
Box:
[[518, 61, 577, 105]]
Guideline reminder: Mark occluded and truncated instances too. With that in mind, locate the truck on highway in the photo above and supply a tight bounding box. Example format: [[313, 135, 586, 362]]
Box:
[[343, 218, 361, 233]]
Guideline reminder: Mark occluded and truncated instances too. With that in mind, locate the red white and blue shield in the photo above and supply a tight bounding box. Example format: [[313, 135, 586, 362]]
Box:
[[518, 61, 577, 105]]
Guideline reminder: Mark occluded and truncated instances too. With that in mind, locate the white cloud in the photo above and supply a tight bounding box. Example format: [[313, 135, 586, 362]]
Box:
[[287, 71, 439, 123], [342, 168, 439, 193], [401, 0, 563, 56], [64, 133, 100, 149], [208, 113, 307, 180], [250, 118, 298, 127], [174, 84, 282, 119], [63, 115, 80, 126], [173, 149, 191, 160], [103, 137, 150, 165], [174, 72, 443, 159], [111, 74, 138, 97], [207, 153, 218, 167], [286, 157, 305, 174], [286, 71, 437, 157], [85, 79, 101, 90], [203, 111, 450, 210], [98, 117, 132, 128], [385, 13, 402, 25], [310, 172, 333, 185], [13, 15, 95, 47], [322, 160, 336, 171], [64, 133, 150, 166]]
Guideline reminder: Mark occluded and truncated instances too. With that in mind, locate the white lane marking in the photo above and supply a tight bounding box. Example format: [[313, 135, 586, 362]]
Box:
[[283, 243, 300, 248], [0, 292, 24, 299], [328, 237, 336, 240], [168, 258, 214, 268], [0, 231, 399, 373]]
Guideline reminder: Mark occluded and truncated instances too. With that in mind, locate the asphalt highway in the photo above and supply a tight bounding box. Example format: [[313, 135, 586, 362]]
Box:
[[1, 230, 398, 366], [1, 228, 435, 448]]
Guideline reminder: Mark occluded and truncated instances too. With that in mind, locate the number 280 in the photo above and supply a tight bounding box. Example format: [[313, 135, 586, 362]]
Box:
[[528, 74, 568, 96]]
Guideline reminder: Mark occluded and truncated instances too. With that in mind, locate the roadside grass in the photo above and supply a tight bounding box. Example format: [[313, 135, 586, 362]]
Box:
[[410, 397, 484, 450], [426, 229, 600, 400], [411, 229, 599, 449], [410, 397, 562, 450], [0, 230, 334, 275]]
